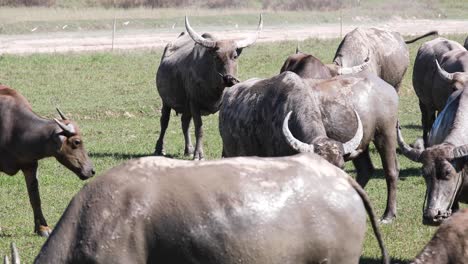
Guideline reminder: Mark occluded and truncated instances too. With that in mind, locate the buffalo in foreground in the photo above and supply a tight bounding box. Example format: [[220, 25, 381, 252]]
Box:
[[0, 85, 94, 237], [398, 83, 468, 226], [34, 154, 389, 264], [333, 27, 437, 91], [412, 37, 468, 145], [410, 209, 468, 263], [155, 15, 262, 160], [220, 71, 400, 223]]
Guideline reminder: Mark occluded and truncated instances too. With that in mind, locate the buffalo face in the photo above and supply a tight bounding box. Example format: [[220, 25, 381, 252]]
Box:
[[53, 117, 95, 180], [419, 146, 464, 225], [397, 125, 468, 225]]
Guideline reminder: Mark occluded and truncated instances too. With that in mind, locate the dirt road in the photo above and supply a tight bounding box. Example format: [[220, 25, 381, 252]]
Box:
[[0, 19, 467, 54]]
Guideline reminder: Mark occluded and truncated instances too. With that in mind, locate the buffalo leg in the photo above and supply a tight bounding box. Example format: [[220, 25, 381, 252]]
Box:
[[190, 103, 204, 160], [353, 148, 375, 188], [181, 112, 194, 156], [374, 131, 399, 224], [154, 103, 171, 155], [22, 162, 51, 237], [419, 100, 435, 147]]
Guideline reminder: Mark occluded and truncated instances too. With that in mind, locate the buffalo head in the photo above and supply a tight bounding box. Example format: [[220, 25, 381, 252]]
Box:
[[282, 110, 363, 168], [185, 15, 262, 86], [435, 59, 468, 91], [397, 123, 468, 225], [53, 108, 94, 180]]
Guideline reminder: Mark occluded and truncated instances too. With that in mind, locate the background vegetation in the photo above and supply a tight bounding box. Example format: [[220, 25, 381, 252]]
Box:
[[0, 33, 466, 263]]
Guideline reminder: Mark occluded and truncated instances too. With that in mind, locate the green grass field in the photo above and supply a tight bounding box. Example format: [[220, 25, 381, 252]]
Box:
[[0, 34, 467, 263]]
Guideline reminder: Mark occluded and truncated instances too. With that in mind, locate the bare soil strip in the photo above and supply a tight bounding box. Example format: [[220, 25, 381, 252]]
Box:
[[0, 19, 467, 54]]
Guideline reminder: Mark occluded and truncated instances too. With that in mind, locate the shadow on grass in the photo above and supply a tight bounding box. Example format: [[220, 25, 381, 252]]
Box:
[[346, 167, 421, 179], [89, 152, 151, 160], [402, 124, 422, 130], [89, 152, 183, 160], [360, 257, 410, 264]]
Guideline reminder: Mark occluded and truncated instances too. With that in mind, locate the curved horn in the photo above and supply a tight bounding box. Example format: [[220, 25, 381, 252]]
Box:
[[54, 118, 76, 137], [435, 59, 454, 82], [342, 109, 364, 154], [56, 107, 67, 120], [396, 121, 423, 162], [235, 14, 263, 49], [282, 111, 315, 153], [453, 145, 468, 159], [337, 49, 370, 75], [10, 243, 19, 264], [185, 16, 217, 48], [295, 42, 300, 54]]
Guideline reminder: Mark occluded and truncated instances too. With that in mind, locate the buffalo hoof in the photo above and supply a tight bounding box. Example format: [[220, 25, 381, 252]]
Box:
[[379, 216, 395, 224], [37, 225, 52, 237], [184, 146, 194, 156], [193, 152, 204, 161]]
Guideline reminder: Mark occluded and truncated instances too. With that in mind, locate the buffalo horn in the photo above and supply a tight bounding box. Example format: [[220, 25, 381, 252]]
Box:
[[396, 121, 423, 162], [56, 107, 68, 120], [337, 49, 371, 75], [235, 14, 263, 49], [54, 118, 76, 137], [282, 111, 315, 153], [185, 16, 217, 49], [435, 59, 454, 82], [453, 145, 468, 159], [342, 109, 363, 154], [295, 43, 300, 54]]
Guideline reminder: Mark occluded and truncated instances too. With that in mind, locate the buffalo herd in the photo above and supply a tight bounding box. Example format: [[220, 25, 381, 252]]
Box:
[[2, 15, 468, 264]]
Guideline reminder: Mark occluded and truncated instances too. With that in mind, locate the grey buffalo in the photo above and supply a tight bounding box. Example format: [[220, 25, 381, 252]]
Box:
[[412, 37, 468, 145], [333, 27, 437, 91], [155, 15, 262, 160], [34, 154, 389, 264], [280, 47, 370, 79], [0, 85, 94, 237], [220, 71, 400, 223], [398, 85, 468, 226], [410, 208, 468, 264]]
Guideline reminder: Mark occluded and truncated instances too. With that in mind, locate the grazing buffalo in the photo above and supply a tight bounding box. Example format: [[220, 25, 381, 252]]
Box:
[[0, 85, 94, 237], [220, 71, 400, 222], [398, 85, 468, 226], [279, 47, 370, 79], [155, 15, 262, 160], [34, 154, 389, 264], [410, 209, 468, 264], [412, 37, 468, 145], [333, 27, 438, 91]]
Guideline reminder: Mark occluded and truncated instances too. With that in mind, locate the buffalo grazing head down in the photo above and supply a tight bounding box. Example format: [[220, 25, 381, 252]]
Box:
[[282, 110, 363, 168], [397, 123, 468, 226], [185, 15, 262, 85], [53, 108, 94, 180]]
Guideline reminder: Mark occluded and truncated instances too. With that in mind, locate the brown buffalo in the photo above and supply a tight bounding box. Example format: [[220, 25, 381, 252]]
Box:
[[155, 15, 262, 160], [0, 85, 94, 237]]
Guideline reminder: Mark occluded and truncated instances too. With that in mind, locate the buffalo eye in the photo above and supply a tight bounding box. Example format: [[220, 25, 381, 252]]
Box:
[[232, 51, 238, 59], [72, 139, 81, 148]]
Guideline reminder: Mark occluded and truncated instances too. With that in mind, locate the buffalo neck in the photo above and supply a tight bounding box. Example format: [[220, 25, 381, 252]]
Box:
[[10, 110, 59, 162]]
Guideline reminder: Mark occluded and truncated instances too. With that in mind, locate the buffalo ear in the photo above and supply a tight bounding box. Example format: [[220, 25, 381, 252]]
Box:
[[236, 48, 243, 57]]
